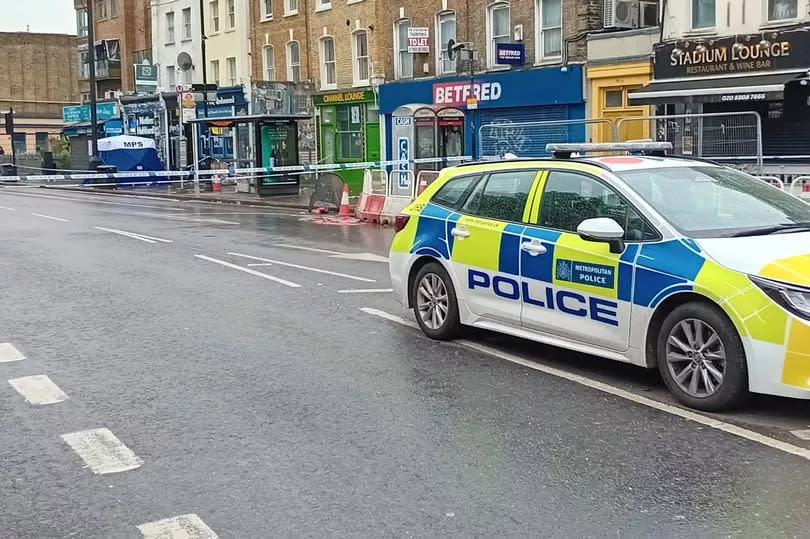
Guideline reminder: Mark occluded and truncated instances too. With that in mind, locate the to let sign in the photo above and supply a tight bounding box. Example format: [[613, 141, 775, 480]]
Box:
[[407, 27, 430, 54]]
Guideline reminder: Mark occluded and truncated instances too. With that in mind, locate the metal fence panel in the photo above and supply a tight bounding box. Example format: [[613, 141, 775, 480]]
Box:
[[478, 119, 614, 159]]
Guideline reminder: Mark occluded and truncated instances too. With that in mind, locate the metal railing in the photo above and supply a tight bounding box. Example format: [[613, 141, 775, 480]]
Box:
[[478, 118, 614, 159]]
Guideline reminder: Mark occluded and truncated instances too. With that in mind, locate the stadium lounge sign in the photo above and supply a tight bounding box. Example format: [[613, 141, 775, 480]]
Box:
[[654, 29, 810, 78]]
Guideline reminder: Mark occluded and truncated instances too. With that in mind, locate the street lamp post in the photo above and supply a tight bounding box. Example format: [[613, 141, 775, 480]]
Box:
[[86, 0, 101, 169]]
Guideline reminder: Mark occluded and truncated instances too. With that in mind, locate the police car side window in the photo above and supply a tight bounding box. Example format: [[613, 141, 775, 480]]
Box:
[[431, 175, 480, 210], [461, 170, 537, 222], [538, 171, 657, 241]]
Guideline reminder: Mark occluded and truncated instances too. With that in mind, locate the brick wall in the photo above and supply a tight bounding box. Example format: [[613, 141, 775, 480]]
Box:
[[250, 0, 311, 82], [93, 0, 152, 93]]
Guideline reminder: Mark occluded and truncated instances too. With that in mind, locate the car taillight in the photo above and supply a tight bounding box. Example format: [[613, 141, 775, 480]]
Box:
[[393, 214, 410, 233]]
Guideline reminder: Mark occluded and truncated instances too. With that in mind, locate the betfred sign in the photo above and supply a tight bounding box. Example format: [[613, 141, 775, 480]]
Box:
[[433, 81, 502, 107]]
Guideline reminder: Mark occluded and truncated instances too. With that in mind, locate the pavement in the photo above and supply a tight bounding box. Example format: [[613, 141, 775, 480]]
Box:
[[1, 185, 810, 537]]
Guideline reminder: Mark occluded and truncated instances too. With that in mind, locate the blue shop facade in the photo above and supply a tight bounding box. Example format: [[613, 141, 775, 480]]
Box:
[[378, 64, 585, 163]]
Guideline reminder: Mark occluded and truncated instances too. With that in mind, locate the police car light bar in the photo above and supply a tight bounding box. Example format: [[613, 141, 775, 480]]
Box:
[[546, 142, 673, 159]]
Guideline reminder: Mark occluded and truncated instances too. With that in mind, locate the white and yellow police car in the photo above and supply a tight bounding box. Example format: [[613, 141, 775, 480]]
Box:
[[389, 143, 810, 411]]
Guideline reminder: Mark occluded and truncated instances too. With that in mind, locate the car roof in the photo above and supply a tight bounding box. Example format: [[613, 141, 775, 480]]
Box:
[[453, 155, 721, 174]]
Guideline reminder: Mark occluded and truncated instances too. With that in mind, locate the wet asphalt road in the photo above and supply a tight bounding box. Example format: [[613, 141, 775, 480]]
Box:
[[2, 186, 810, 538]]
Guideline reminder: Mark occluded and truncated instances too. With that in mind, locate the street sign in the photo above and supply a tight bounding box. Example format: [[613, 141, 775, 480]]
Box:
[[466, 97, 478, 110], [134, 64, 158, 94], [181, 92, 196, 108], [397, 137, 410, 188], [407, 27, 430, 54]]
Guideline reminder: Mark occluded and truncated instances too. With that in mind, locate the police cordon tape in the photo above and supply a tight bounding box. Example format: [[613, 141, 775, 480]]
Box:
[[0, 156, 473, 184]]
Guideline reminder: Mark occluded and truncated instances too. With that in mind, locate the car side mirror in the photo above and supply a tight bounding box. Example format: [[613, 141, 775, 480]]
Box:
[[577, 217, 626, 254]]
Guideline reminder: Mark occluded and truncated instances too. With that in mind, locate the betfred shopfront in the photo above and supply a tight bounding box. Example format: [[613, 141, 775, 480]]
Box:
[[379, 65, 585, 163], [629, 28, 810, 160]]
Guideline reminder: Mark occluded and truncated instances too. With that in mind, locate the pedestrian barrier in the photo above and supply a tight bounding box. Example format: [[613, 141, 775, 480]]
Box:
[[415, 170, 441, 195], [790, 176, 810, 200], [757, 176, 786, 190], [478, 119, 613, 159], [379, 170, 416, 225]]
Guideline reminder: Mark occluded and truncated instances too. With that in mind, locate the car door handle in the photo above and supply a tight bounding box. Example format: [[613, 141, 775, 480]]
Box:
[[521, 241, 547, 256], [451, 227, 470, 239]]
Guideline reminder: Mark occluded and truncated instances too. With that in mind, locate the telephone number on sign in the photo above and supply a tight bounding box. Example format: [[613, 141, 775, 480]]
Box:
[[720, 93, 766, 101]]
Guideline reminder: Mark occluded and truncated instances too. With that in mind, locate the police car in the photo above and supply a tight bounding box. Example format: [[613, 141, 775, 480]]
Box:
[[389, 143, 810, 411]]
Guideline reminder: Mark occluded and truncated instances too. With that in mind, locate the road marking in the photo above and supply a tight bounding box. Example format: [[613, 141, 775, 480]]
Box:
[[338, 288, 394, 294], [361, 307, 810, 462], [61, 428, 143, 474], [32, 212, 69, 222], [4, 190, 186, 210], [195, 255, 301, 288], [0, 205, 15, 210], [131, 212, 239, 225], [137, 514, 218, 538], [791, 429, 810, 441], [94, 227, 173, 244], [275, 244, 390, 262], [8, 375, 69, 405], [330, 253, 390, 263], [0, 343, 25, 363], [228, 252, 376, 283], [246, 263, 273, 267]]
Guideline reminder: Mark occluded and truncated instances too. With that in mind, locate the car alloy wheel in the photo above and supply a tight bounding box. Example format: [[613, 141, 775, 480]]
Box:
[[665, 318, 726, 398], [416, 272, 449, 330]]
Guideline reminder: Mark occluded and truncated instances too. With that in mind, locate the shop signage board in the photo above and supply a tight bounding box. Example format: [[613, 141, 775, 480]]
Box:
[[434, 81, 502, 107], [313, 90, 375, 106], [407, 27, 430, 54], [654, 29, 810, 79], [397, 137, 410, 187], [134, 64, 158, 94], [62, 102, 118, 123], [496, 43, 525, 65]]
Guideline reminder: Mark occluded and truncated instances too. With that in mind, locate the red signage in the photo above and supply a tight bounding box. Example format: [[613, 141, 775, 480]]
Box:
[[432, 81, 503, 107]]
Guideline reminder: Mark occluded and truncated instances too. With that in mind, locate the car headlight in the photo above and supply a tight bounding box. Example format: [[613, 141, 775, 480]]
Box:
[[750, 275, 810, 320]]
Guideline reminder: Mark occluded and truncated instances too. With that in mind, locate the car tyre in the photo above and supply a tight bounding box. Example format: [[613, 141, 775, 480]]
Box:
[[656, 302, 748, 412], [411, 262, 461, 340]]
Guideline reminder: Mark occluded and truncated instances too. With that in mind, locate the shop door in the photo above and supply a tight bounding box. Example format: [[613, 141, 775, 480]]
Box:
[[601, 87, 648, 142], [365, 122, 380, 161], [478, 105, 569, 158]]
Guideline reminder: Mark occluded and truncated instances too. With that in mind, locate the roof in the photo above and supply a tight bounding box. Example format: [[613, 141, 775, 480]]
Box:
[[454, 154, 721, 173]]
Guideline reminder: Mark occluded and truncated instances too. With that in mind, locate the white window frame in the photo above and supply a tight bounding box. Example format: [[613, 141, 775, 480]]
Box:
[[435, 10, 457, 75], [690, 0, 715, 31], [284, 0, 298, 16], [315, 0, 331, 12], [766, 0, 799, 23], [165, 11, 175, 44], [226, 56, 237, 85], [394, 18, 413, 80], [226, 0, 236, 29], [486, 2, 510, 68], [319, 36, 337, 90], [210, 59, 220, 85], [286, 40, 301, 81], [182, 7, 192, 40], [166, 65, 176, 86], [535, 0, 562, 62], [261, 0, 273, 20], [352, 29, 370, 86], [109, 0, 117, 17], [263, 45, 276, 80], [210, 0, 220, 33]]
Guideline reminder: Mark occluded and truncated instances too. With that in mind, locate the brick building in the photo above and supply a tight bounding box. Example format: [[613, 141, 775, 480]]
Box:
[[0, 32, 81, 155]]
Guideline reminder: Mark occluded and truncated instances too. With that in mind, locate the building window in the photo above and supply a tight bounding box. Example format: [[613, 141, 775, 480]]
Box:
[[692, 0, 715, 29], [337, 105, 363, 160], [536, 0, 561, 60], [436, 11, 456, 75], [487, 2, 510, 67], [394, 19, 413, 80], [227, 57, 237, 85], [768, 0, 797, 21], [166, 65, 176, 86], [165, 11, 175, 43], [320, 37, 336, 89], [12, 134, 26, 155], [76, 9, 88, 37], [285, 0, 298, 15], [95, 0, 107, 20], [182, 8, 192, 40], [286, 40, 301, 81], [79, 50, 90, 79], [227, 0, 235, 28], [263, 45, 275, 80], [262, 0, 273, 19], [352, 30, 370, 86], [210, 59, 220, 85], [210, 0, 220, 32], [317, 0, 331, 10], [109, 0, 117, 17], [35, 133, 50, 153], [604, 89, 623, 108]]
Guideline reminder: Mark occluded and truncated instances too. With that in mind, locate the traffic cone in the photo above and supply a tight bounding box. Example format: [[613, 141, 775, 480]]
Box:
[[338, 182, 351, 216]]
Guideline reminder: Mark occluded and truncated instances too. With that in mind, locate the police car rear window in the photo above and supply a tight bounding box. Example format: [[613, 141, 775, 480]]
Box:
[[432, 175, 480, 210]]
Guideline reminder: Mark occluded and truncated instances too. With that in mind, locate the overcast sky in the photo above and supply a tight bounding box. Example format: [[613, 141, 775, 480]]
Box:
[[0, 0, 77, 34]]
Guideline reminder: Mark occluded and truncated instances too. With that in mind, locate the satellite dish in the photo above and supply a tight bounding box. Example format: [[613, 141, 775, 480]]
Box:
[[177, 52, 193, 71], [447, 38, 456, 61]]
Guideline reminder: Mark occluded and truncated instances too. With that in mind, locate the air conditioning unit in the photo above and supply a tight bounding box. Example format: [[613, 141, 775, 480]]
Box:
[[640, 0, 659, 27], [104, 90, 122, 99], [603, 0, 639, 29]]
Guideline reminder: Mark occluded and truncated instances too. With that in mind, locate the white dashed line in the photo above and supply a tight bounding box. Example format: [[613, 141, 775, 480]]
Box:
[[0, 343, 25, 363], [32, 212, 69, 222], [360, 307, 810, 462], [137, 514, 219, 538], [195, 255, 301, 288], [228, 252, 376, 283], [94, 227, 173, 244], [0, 205, 15, 211], [338, 288, 394, 294], [61, 428, 143, 474], [4, 190, 186, 210], [329, 252, 390, 263], [8, 375, 69, 405], [275, 244, 342, 255]]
